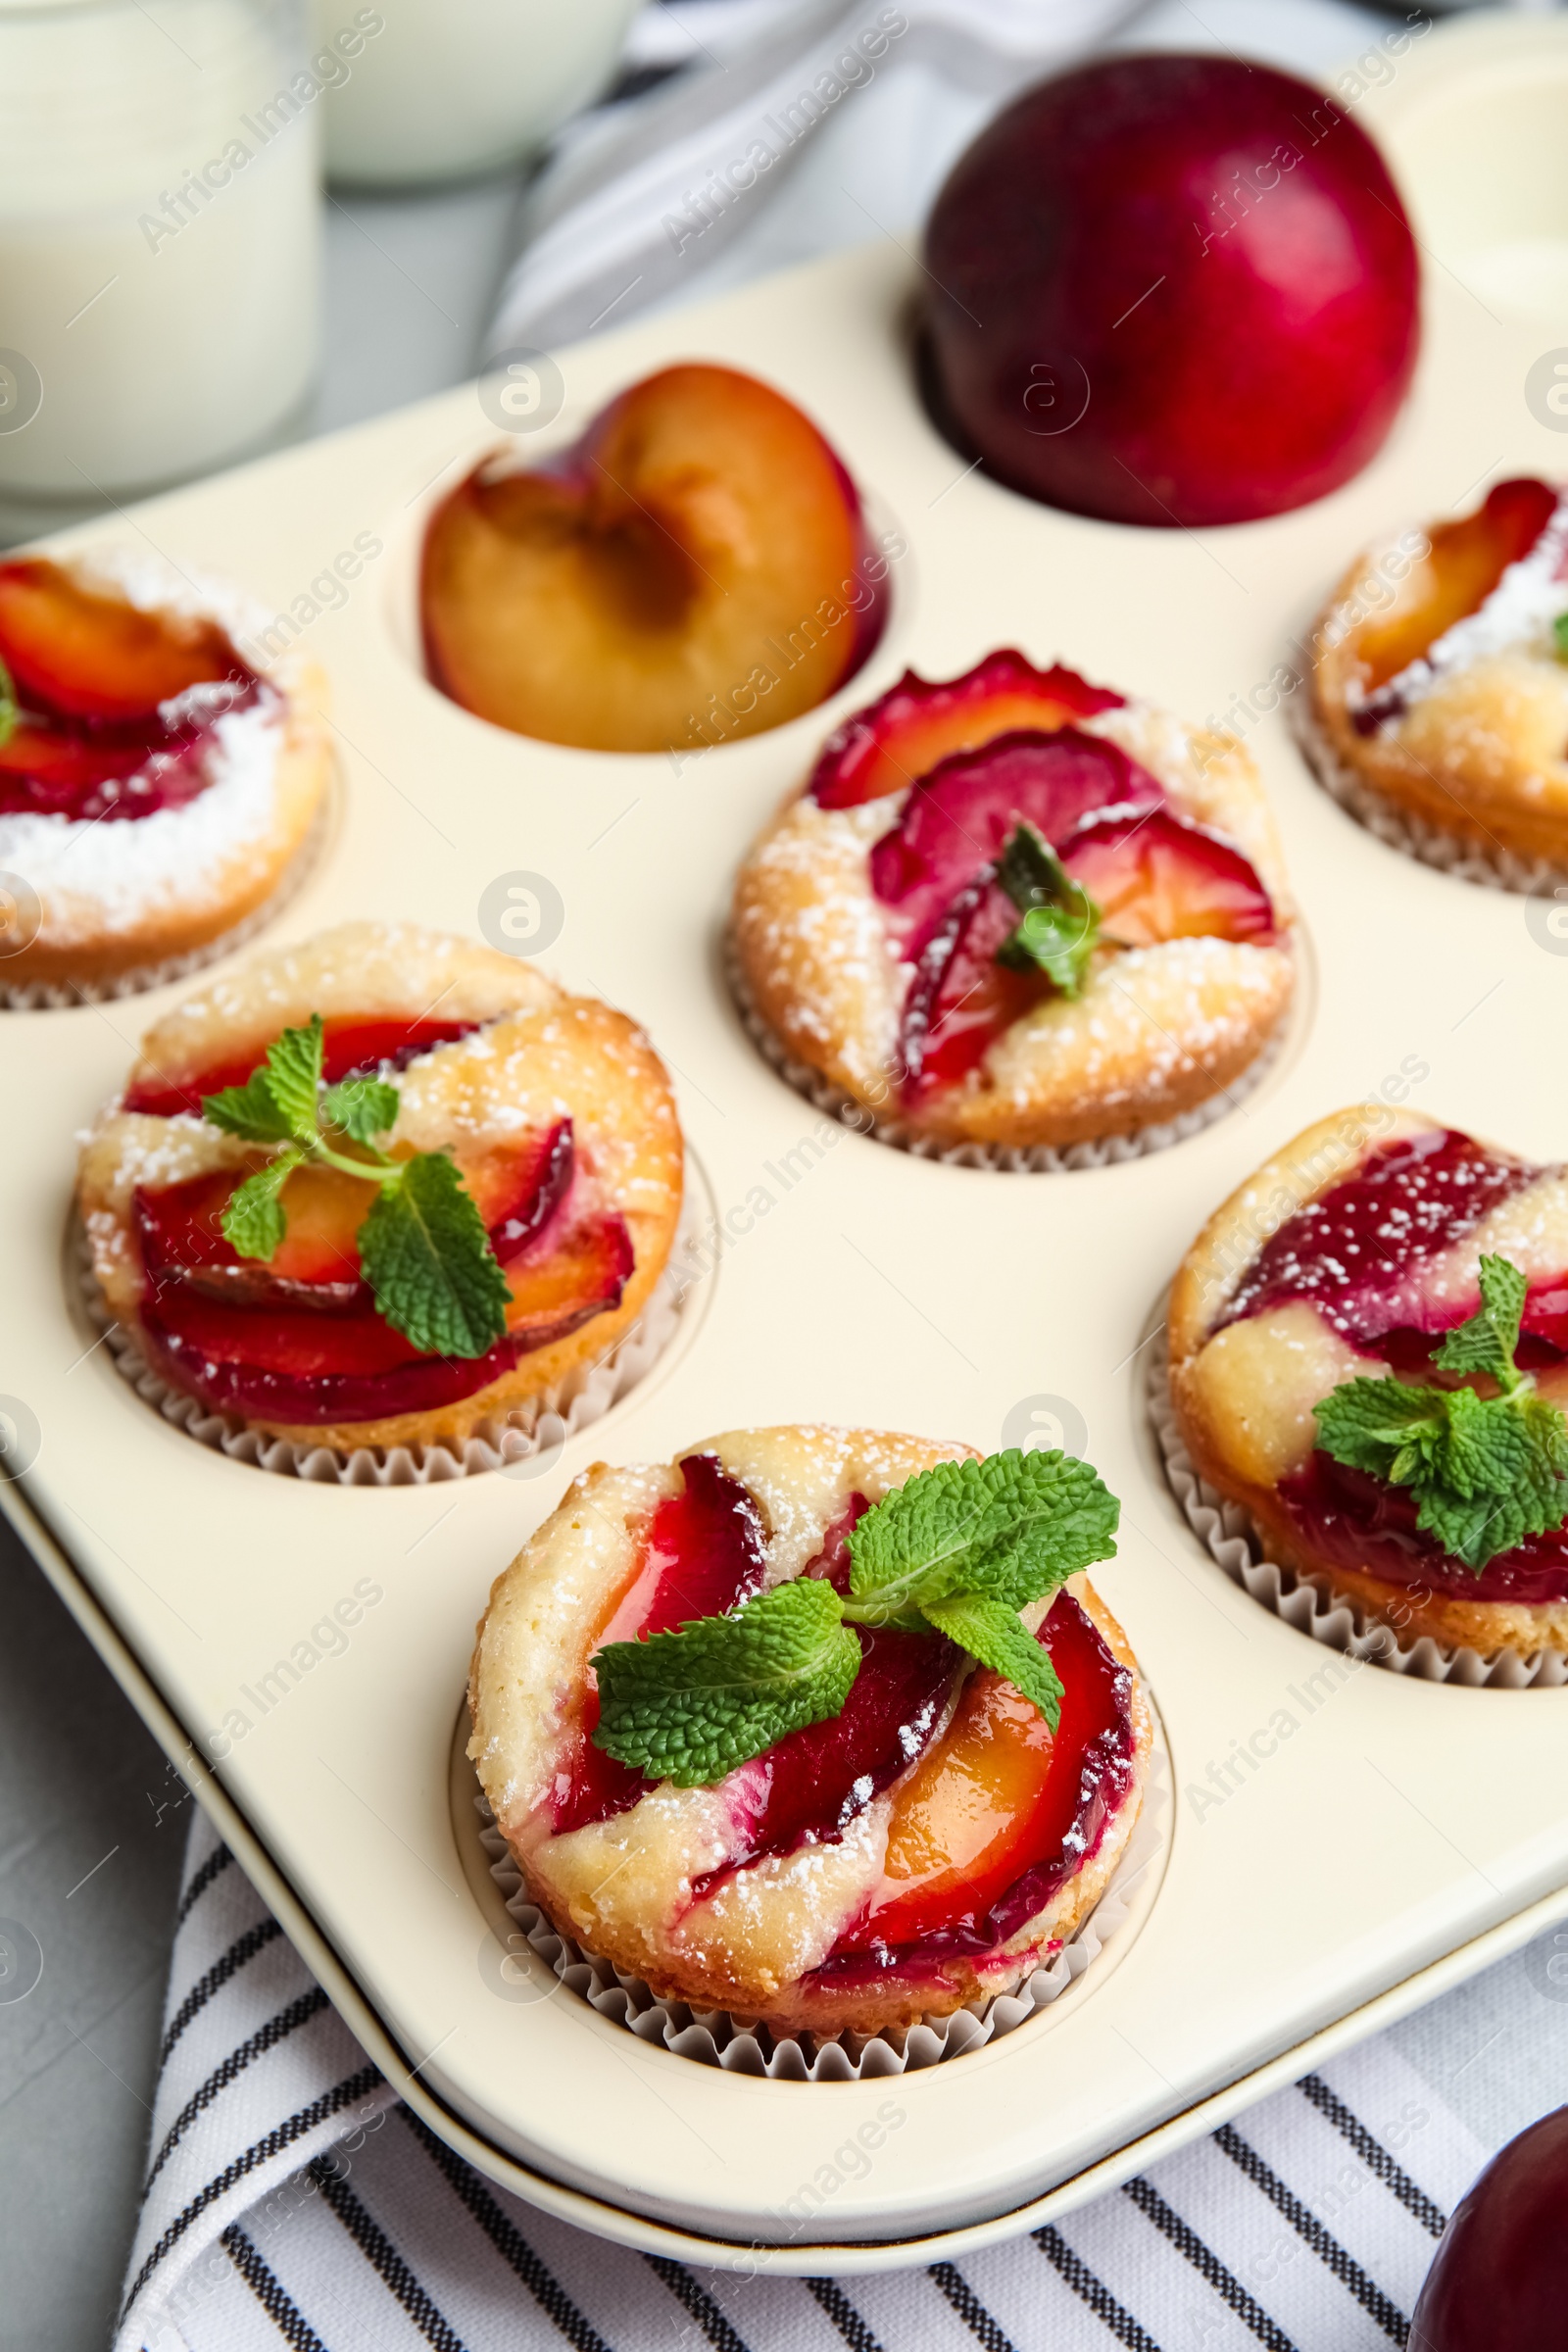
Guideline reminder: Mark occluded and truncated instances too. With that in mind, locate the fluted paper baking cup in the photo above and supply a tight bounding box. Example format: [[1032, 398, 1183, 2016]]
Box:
[[0, 791, 331, 1011], [1289, 691, 1568, 899], [1148, 1334, 1568, 1688], [472, 1746, 1168, 2082], [726, 936, 1286, 1174], [77, 1187, 702, 1486]]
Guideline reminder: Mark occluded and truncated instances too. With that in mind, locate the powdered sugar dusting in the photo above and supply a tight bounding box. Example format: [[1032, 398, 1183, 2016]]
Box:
[[1352, 491, 1568, 718], [733, 795, 905, 1091], [1086, 696, 1195, 786], [76, 1110, 249, 1309], [1, 692, 288, 943], [986, 936, 1287, 1110], [0, 544, 303, 947]]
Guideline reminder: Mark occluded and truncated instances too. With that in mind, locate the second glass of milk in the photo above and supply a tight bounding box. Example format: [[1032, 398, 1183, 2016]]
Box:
[[0, 0, 320, 500]]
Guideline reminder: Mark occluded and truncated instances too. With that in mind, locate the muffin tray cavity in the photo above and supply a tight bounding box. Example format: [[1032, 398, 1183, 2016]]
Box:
[[6, 14, 1568, 2272]]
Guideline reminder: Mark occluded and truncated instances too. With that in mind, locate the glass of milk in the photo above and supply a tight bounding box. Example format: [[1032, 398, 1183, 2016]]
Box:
[[0, 0, 320, 501], [313, 0, 639, 187]]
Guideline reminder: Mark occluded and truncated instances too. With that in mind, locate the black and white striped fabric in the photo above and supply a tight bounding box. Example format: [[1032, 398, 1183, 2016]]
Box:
[[119, 1809, 1568, 2352], [485, 0, 1152, 358]]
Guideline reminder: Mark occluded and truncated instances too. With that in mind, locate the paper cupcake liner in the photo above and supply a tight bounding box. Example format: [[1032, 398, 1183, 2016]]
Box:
[[0, 792, 330, 1011], [726, 936, 1285, 1175], [76, 1187, 701, 1486], [472, 1747, 1168, 2082], [1148, 1333, 1568, 1688], [1289, 690, 1568, 899]]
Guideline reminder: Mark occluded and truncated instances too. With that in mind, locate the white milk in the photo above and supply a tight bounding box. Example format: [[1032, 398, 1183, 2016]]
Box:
[[0, 0, 321, 498], [312, 0, 638, 187]]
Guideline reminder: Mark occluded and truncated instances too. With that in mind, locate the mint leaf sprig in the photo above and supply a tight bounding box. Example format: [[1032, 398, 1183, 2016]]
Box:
[[1313, 1253, 1568, 1573], [593, 1579, 861, 1788], [200, 1014, 511, 1359], [591, 1449, 1119, 1788], [0, 653, 17, 752], [993, 822, 1102, 998]]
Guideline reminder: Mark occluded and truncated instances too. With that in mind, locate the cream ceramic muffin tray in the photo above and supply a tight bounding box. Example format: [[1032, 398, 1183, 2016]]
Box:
[[8, 14, 1568, 2274]]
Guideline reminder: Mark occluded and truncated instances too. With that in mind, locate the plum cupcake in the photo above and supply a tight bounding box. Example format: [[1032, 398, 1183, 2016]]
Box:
[[468, 1427, 1152, 2042], [730, 651, 1296, 1161], [1301, 476, 1568, 879], [0, 549, 328, 1000], [1166, 1106, 1568, 1668], [76, 922, 684, 1472]]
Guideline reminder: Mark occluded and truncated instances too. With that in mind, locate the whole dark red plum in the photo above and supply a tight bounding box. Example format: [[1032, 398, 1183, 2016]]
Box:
[[921, 53, 1420, 528], [1409, 2105, 1568, 2348]]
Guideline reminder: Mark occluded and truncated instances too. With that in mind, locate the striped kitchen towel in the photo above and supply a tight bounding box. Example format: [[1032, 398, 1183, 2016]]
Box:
[[119, 1807, 1568, 2352], [484, 0, 1154, 359]]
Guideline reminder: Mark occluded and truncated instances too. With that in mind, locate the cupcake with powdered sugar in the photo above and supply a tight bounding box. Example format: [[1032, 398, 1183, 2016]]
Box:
[[468, 1425, 1152, 2039], [729, 651, 1296, 1160], [75, 923, 684, 1470], [1300, 476, 1568, 882], [0, 548, 328, 1000]]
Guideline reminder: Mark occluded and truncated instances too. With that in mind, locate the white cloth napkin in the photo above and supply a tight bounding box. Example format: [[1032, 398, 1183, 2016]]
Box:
[[118, 1807, 1568, 2352], [485, 0, 1155, 358]]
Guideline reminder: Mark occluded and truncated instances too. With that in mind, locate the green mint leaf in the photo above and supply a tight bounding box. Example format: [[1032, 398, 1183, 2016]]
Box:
[[257, 1015, 325, 1140], [196, 1015, 507, 1358], [1554, 612, 1568, 663], [844, 1449, 1119, 1629], [1000, 903, 1100, 996], [1411, 1486, 1504, 1571], [356, 1150, 511, 1357], [220, 1148, 306, 1261], [0, 654, 16, 751], [587, 1449, 1127, 1788], [1433, 1253, 1527, 1392], [1416, 1475, 1550, 1571], [1413, 1482, 1529, 1570], [992, 823, 1101, 998], [320, 1076, 400, 1144], [591, 1578, 861, 1786], [919, 1591, 1064, 1732], [1431, 1382, 1530, 1498], [1313, 1376, 1447, 1482], [1518, 1389, 1568, 1474], [201, 1015, 324, 1145], [1418, 1391, 1568, 1568], [1315, 1346, 1568, 1573], [994, 823, 1075, 921], [200, 1069, 299, 1144]]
